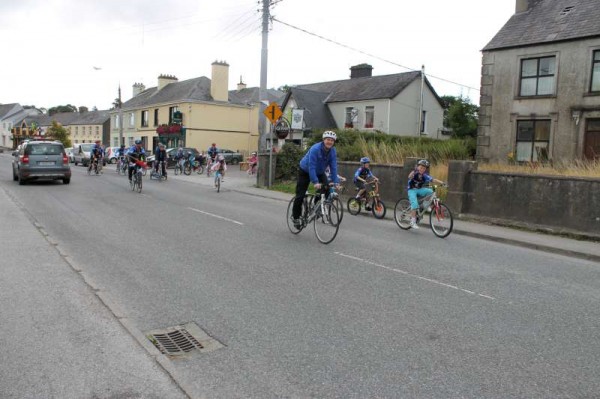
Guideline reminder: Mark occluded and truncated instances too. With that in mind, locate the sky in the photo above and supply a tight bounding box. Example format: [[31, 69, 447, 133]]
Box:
[[0, 0, 515, 111]]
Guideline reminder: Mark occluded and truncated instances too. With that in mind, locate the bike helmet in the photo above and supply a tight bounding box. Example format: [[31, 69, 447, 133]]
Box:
[[360, 157, 370, 164], [322, 131, 337, 141], [159, 143, 165, 148], [218, 154, 225, 161], [134, 139, 142, 144], [417, 159, 430, 168], [251, 152, 257, 155]]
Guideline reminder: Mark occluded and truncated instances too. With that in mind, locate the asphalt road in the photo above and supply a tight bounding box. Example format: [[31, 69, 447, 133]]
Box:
[[2, 155, 600, 399]]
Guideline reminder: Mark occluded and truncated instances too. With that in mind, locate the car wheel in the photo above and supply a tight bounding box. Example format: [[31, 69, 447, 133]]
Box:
[[63, 178, 70, 184], [74, 161, 78, 166], [18, 175, 26, 185], [231, 158, 239, 165], [12, 169, 18, 181]]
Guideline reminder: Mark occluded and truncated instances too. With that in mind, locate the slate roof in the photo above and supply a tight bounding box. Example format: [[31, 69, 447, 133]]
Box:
[[121, 77, 284, 109], [281, 88, 336, 130], [483, 0, 600, 51], [21, 111, 109, 127], [0, 103, 21, 119]]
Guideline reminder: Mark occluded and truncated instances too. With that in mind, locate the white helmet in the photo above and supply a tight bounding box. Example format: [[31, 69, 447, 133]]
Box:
[[218, 154, 225, 161], [322, 131, 337, 141]]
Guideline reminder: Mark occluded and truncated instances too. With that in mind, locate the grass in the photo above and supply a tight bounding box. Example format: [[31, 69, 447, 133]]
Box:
[[478, 159, 600, 178]]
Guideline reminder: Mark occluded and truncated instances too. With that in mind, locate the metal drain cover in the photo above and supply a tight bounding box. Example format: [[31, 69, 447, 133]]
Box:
[[146, 322, 224, 356]]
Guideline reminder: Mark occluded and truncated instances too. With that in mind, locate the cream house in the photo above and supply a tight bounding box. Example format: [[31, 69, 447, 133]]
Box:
[[110, 62, 283, 155], [478, 0, 600, 163]]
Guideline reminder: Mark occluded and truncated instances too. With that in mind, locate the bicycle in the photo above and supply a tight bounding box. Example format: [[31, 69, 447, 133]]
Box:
[[206, 158, 216, 177], [88, 157, 102, 175], [129, 160, 146, 193], [116, 156, 127, 175], [214, 169, 224, 192], [286, 184, 341, 244], [347, 179, 386, 219], [393, 184, 453, 238], [173, 158, 184, 175], [247, 162, 257, 176], [150, 160, 167, 181], [184, 155, 204, 175]]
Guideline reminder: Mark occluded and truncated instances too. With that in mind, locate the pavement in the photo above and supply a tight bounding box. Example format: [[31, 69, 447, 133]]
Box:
[[1, 161, 598, 398]]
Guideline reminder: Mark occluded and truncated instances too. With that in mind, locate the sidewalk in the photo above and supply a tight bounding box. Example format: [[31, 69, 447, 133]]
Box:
[[0, 187, 187, 398], [176, 169, 600, 263]]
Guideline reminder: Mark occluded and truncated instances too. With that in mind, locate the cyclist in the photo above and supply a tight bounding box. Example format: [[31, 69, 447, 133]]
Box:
[[88, 140, 104, 173], [407, 159, 445, 229], [126, 139, 146, 181], [354, 157, 378, 202], [207, 143, 218, 161], [291, 131, 340, 228], [210, 154, 227, 185], [154, 143, 168, 178], [247, 151, 258, 175]]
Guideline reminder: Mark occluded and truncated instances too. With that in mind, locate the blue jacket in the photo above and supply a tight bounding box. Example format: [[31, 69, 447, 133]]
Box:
[[91, 143, 104, 158], [126, 145, 146, 160], [299, 142, 338, 184]]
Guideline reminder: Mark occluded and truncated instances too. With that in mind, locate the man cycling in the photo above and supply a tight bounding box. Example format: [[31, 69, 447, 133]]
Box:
[[291, 131, 339, 228], [154, 143, 168, 178], [88, 140, 104, 173], [126, 139, 146, 181]]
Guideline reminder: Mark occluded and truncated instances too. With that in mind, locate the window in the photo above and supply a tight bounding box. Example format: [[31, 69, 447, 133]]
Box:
[[113, 137, 119, 147], [345, 107, 357, 128], [154, 109, 159, 127], [364, 106, 374, 128], [591, 50, 600, 92], [421, 110, 427, 133], [129, 113, 135, 127], [95, 126, 99, 135], [75, 126, 78, 135], [115, 115, 120, 129], [520, 56, 556, 96], [168, 106, 179, 124], [516, 120, 551, 162], [141, 110, 149, 127]]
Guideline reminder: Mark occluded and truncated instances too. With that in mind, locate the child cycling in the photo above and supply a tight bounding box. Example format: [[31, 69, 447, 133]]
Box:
[[407, 159, 445, 229], [353, 157, 378, 200], [247, 152, 258, 175], [211, 154, 227, 185]]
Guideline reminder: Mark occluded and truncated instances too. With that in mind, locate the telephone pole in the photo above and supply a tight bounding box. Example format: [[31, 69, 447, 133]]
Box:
[[259, 0, 270, 151], [118, 85, 124, 146]]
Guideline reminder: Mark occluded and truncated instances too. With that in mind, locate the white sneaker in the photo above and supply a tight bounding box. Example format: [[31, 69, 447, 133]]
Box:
[[410, 219, 419, 229]]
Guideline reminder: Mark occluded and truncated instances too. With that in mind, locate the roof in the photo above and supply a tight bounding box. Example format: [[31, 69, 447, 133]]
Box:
[[0, 103, 21, 119], [483, 0, 600, 51], [281, 87, 336, 130], [21, 110, 109, 127], [228, 87, 284, 106]]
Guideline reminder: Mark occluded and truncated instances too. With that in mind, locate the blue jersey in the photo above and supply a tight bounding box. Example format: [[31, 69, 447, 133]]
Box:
[[354, 166, 373, 183], [299, 141, 338, 184], [408, 170, 433, 189], [91, 143, 104, 158], [126, 145, 146, 160]]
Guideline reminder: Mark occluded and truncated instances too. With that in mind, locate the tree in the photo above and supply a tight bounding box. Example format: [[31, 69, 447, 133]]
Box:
[[441, 95, 478, 138], [277, 84, 291, 93], [47, 120, 72, 148], [111, 97, 122, 110], [48, 104, 78, 116], [78, 106, 89, 113]]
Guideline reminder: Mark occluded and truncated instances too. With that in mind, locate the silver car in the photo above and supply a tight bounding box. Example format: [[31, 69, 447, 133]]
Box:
[[12, 140, 72, 185]]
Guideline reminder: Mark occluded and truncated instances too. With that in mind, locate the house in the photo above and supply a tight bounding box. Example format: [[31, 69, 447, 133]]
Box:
[[110, 62, 283, 155], [478, 0, 600, 163], [0, 104, 42, 149], [279, 63, 447, 145]]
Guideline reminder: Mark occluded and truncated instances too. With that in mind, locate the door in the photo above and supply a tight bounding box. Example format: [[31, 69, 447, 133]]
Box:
[[584, 118, 600, 160]]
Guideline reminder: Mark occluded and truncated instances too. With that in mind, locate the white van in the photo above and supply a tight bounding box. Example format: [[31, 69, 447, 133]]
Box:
[[73, 143, 94, 166]]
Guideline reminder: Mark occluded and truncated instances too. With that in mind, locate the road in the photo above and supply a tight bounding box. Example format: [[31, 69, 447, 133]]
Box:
[[2, 154, 600, 398]]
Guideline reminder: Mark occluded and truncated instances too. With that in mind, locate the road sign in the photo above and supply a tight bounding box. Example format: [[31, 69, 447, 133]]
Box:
[[263, 102, 282, 124], [275, 119, 291, 139]]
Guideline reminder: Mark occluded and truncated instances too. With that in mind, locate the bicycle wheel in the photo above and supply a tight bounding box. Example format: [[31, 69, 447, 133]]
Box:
[[286, 197, 303, 234], [347, 198, 361, 215], [174, 164, 181, 175], [394, 198, 412, 230], [372, 199, 387, 219], [196, 165, 204, 175], [130, 175, 135, 191], [333, 196, 344, 223], [216, 175, 221, 192], [429, 202, 453, 238], [136, 172, 143, 193], [183, 161, 192, 175], [313, 202, 340, 244]]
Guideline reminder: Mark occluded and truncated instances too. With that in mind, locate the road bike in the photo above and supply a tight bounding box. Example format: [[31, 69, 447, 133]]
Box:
[[87, 157, 102, 175], [286, 185, 341, 244], [129, 161, 146, 193], [150, 160, 167, 181], [347, 179, 386, 219], [393, 184, 453, 238], [116, 156, 127, 175]]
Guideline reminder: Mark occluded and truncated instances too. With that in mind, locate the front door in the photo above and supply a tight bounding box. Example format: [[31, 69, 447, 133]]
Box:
[[584, 118, 600, 160]]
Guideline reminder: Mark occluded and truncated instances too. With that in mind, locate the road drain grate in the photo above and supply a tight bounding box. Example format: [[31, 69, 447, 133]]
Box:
[[146, 322, 224, 356]]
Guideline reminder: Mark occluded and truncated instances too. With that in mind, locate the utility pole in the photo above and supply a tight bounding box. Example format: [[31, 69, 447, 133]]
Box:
[[259, 0, 270, 151], [417, 65, 425, 138], [118, 85, 124, 146]]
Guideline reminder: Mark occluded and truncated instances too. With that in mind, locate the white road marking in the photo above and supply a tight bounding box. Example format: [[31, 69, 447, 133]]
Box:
[[188, 207, 244, 226], [335, 252, 496, 301]]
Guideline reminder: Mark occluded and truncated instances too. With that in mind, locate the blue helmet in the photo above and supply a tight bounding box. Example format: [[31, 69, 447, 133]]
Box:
[[360, 157, 370, 164], [134, 139, 142, 145]]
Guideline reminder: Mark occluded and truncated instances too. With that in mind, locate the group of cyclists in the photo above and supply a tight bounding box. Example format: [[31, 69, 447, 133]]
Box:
[[291, 130, 446, 231]]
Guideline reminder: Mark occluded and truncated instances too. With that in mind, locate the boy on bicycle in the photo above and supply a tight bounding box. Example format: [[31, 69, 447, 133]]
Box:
[[354, 157, 378, 201], [210, 154, 227, 185], [407, 159, 445, 229]]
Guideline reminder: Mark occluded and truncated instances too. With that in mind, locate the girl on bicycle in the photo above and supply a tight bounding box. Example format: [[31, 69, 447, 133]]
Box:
[[211, 154, 227, 185], [407, 159, 445, 229], [247, 152, 258, 175]]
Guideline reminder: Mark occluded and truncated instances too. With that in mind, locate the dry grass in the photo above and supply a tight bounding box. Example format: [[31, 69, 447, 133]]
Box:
[[478, 159, 600, 178]]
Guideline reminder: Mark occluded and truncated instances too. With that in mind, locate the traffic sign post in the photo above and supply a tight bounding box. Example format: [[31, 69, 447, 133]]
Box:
[[263, 102, 282, 188]]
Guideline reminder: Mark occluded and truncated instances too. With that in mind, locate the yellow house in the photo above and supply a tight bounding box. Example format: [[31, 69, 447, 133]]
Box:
[[110, 62, 284, 156]]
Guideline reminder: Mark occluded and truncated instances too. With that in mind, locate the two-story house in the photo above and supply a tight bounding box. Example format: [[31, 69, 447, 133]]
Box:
[[279, 64, 446, 144], [1, 104, 43, 149], [110, 61, 283, 155], [478, 0, 600, 163], [17, 110, 110, 145]]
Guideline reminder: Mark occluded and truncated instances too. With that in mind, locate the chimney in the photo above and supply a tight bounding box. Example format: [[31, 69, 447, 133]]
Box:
[[211, 61, 230, 102], [515, 0, 529, 13], [237, 75, 247, 91], [132, 82, 146, 97], [350, 63, 373, 79], [157, 74, 178, 91]]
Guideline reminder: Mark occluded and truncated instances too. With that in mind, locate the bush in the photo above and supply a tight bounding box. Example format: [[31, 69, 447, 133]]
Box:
[[275, 142, 303, 180]]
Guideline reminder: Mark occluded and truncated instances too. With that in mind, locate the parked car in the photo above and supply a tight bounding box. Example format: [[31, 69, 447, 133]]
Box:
[[105, 146, 120, 164], [64, 147, 75, 163], [216, 148, 243, 164], [146, 147, 200, 168], [12, 140, 71, 185], [73, 143, 106, 166]]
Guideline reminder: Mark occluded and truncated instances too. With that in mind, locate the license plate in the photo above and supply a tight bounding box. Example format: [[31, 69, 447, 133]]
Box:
[[38, 161, 55, 166]]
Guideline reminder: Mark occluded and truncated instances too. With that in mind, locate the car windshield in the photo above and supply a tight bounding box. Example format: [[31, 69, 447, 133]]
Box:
[[25, 144, 64, 156], [80, 144, 93, 152]]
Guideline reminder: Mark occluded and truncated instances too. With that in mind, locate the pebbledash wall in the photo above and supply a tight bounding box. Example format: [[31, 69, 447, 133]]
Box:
[[258, 154, 600, 238]]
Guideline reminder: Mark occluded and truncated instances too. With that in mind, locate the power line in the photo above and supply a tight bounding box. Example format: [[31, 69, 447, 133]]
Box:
[[271, 17, 480, 93]]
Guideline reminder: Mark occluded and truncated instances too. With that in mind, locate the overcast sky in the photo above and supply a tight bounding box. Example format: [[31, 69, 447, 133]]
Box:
[[0, 0, 514, 111]]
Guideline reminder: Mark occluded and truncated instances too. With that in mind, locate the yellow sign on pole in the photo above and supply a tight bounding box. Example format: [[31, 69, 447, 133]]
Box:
[[263, 102, 282, 124]]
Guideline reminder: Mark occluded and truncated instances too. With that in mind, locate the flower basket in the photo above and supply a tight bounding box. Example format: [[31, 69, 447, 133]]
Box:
[[156, 124, 170, 135], [169, 124, 182, 134]]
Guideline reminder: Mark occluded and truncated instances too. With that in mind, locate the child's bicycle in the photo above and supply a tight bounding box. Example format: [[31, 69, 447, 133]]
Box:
[[347, 179, 386, 219], [214, 169, 223, 192], [173, 158, 184, 175], [393, 184, 453, 238], [286, 184, 341, 244]]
